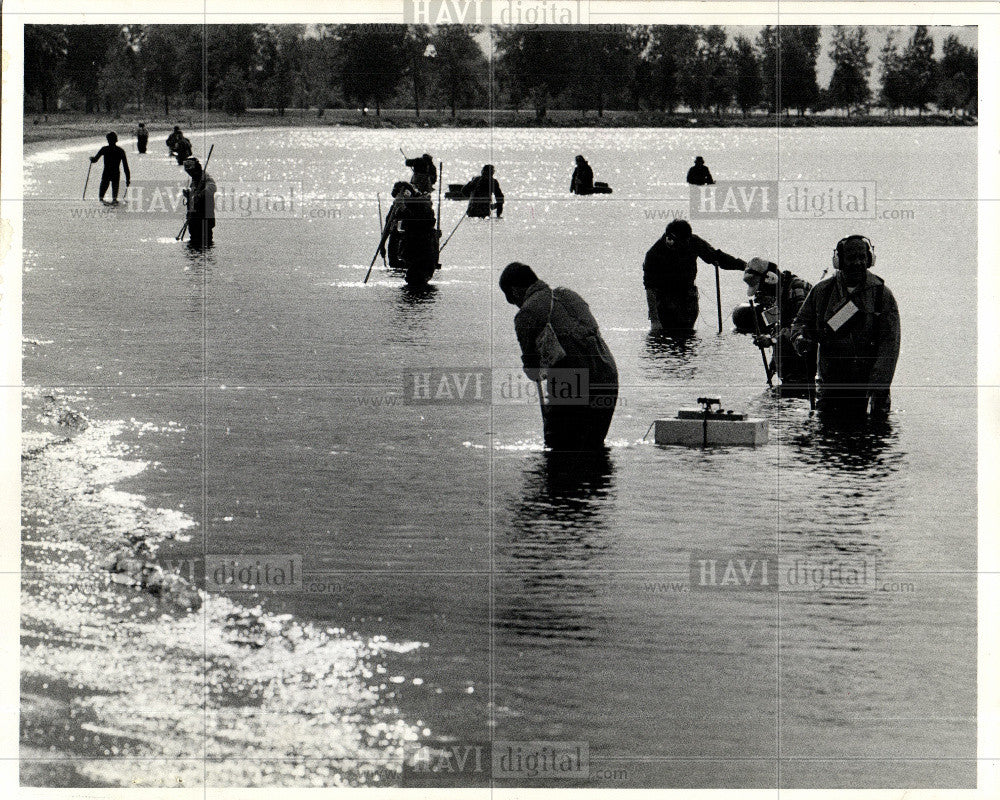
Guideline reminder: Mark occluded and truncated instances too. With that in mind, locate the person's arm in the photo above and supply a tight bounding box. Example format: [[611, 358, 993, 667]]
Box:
[[790, 284, 821, 353], [514, 310, 542, 382], [868, 286, 900, 392], [712, 246, 746, 272], [706, 169, 714, 185], [122, 151, 130, 184], [686, 167, 695, 184], [570, 167, 578, 192], [90, 146, 104, 164], [493, 180, 504, 216], [460, 178, 475, 197], [642, 244, 658, 289]]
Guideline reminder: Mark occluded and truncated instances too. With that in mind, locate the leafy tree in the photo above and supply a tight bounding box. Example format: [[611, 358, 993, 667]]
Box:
[[219, 66, 248, 114], [758, 26, 820, 115], [336, 24, 409, 116], [141, 25, 185, 116], [494, 27, 576, 119], [731, 34, 762, 115], [97, 38, 136, 114], [24, 25, 68, 113], [936, 33, 977, 117], [828, 26, 871, 115], [568, 27, 637, 116], [878, 30, 907, 115], [901, 25, 935, 114], [432, 25, 487, 118], [646, 26, 699, 112], [62, 25, 120, 112]]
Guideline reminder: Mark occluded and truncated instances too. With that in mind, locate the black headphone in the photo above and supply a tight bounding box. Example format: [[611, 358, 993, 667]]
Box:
[[832, 235, 875, 270]]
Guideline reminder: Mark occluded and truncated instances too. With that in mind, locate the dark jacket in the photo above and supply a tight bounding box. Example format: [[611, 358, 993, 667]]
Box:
[[136, 127, 148, 142], [92, 145, 130, 180], [166, 131, 180, 149], [514, 280, 618, 389], [186, 172, 216, 221], [754, 269, 812, 333], [174, 136, 193, 160], [405, 156, 437, 191], [686, 164, 714, 185], [791, 271, 900, 390], [643, 234, 743, 293], [571, 161, 594, 194], [462, 174, 504, 217]]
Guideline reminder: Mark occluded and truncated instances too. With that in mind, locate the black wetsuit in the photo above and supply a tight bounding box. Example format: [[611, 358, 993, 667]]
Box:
[[571, 161, 594, 194], [462, 175, 504, 218], [186, 172, 216, 247], [686, 164, 715, 185], [92, 144, 130, 202]]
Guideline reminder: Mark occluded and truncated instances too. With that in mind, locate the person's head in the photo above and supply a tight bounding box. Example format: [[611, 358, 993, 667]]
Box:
[[173, 125, 181, 132], [664, 218, 692, 248], [695, 156, 704, 165], [138, 122, 145, 128], [743, 257, 779, 297], [183, 157, 201, 178], [391, 180, 414, 199], [422, 153, 432, 162], [482, 164, 494, 178], [575, 155, 585, 165], [106, 131, 118, 144], [498, 261, 539, 307], [834, 235, 874, 283]]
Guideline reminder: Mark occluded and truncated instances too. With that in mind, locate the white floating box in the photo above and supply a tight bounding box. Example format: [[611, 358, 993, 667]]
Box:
[[654, 408, 769, 447]]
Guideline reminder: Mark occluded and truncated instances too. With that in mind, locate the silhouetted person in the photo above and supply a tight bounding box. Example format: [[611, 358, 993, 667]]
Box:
[[570, 155, 594, 195], [182, 157, 216, 248], [462, 165, 504, 218], [89, 131, 130, 204], [686, 156, 714, 186], [136, 123, 148, 154], [405, 153, 437, 194]]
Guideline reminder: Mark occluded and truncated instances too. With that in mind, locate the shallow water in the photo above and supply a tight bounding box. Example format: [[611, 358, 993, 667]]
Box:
[[22, 126, 976, 787]]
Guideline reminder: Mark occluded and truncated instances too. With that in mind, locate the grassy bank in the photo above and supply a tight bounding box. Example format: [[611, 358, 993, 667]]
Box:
[[24, 107, 976, 146]]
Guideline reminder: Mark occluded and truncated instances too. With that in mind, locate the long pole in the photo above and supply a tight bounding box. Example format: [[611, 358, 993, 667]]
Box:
[[714, 264, 723, 334], [83, 161, 93, 200], [176, 144, 214, 241], [748, 297, 774, 388], [365, 205, 394, 284], [377, 193, 387, 267], [438, 213, 466, 254]]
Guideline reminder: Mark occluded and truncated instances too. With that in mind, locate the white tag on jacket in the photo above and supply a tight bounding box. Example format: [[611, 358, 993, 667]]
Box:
[[827, 299, 860, 332]]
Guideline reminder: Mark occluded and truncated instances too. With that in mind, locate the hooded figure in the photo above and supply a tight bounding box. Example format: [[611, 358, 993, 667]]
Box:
[[382, 180, 439, 285], [570, 155, 594, 195], [182, 157, 216, 248], [462, 165, 503, 218], [172, 131, 193, 165], [500, 262, 618, 451], [405, 153, 437, 194], [642, 219, 744, 332], [136, 122, 148, 153], [790, 235, 900, 417], [90, 131, 130, 204], [165, 125, 182, 151], [686, 156, 714, 186], [732, 257, 815, 391]]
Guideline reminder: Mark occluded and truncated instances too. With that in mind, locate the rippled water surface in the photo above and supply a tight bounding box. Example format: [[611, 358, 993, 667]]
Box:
[[22, 126, 976, 787]]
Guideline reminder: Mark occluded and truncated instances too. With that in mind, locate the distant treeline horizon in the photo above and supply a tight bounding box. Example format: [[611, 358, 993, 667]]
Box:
[[24, 24, 978, 120]]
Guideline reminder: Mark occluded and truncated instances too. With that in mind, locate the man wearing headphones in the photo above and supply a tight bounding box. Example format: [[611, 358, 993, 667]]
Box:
[[790, 235, 900, 417]]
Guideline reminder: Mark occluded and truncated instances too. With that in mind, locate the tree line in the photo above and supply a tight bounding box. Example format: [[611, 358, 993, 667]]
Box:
[[24, 24, 977, 119]]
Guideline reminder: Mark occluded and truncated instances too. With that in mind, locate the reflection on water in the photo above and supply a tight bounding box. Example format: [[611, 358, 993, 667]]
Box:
[[786, 414, 903, 478], [495, 451, 617, 644], [397, 282, 439, 307], [641, 331, 701, 380]]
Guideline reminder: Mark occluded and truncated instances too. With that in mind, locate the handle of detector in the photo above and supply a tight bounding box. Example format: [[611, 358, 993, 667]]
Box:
[[748, 298, 775, 388]]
